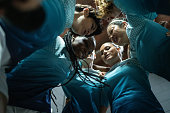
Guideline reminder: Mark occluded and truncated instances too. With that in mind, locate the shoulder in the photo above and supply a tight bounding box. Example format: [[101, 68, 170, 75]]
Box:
[[0, 26, 5, 43]]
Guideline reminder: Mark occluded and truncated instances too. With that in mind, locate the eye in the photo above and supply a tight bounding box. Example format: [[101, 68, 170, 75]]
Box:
[[84, 30, 86, 35], [108, 26, 114, 35], [100, 50, 104, 55], [109, 29, 113, 35], [88, 51, 92, 55], [105, 46, 111, 50], [91, 23, 96, 31]]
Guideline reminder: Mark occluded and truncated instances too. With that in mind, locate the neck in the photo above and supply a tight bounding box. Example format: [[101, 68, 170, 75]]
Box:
[[109, 57, 121, 67], [124, 27, 130, 45]]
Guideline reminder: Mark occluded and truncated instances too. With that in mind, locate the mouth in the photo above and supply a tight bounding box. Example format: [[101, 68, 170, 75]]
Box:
[[79, 51, 88, 59], [79, 52, 84, 59], [105, 54, 110, 60]]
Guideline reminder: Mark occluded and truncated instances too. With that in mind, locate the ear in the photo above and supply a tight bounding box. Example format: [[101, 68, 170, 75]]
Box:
[[116, 47, 120, 52], [83, 8, 89, 17], [122, 21, 127, 29]]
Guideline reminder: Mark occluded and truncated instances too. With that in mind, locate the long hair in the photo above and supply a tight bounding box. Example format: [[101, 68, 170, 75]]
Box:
[[62, 31, 109, 87]]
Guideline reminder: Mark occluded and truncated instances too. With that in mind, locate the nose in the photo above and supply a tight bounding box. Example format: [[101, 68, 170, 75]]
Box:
[[86, 30, 92, 36], [103, 50, 108, 55], [109, 35, 112, 40], [87, 31, 90, 35]]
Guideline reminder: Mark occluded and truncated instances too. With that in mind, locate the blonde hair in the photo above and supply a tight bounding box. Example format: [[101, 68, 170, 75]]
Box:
[[95, 0, 113, 18]]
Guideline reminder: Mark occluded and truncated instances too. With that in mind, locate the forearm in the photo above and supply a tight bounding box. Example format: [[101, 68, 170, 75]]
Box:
[[93, 64, 110, 72], [0, 25, 9, 113], [99, 106, 108, 113], [0, 73, 8, 113], [0, 92, 7, 113]]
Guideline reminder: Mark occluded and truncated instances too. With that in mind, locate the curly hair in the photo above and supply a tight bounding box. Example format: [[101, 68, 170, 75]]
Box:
[[94, 0, 114, 18]]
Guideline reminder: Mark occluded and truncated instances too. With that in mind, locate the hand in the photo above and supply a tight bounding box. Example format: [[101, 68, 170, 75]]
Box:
[[166, 31, 170, 37], [99, 72, 106, 77], [0, 92, 7, 113]]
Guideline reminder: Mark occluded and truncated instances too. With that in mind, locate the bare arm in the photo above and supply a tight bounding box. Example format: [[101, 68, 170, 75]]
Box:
[[99, 106, 108, 113], [93, 64, 110, 72], [0, 92, 7, 113], [0, 26, 10, 113]]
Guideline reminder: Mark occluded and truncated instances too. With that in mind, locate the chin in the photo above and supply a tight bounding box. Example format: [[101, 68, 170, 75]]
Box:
[[104, 59, 111, 65]]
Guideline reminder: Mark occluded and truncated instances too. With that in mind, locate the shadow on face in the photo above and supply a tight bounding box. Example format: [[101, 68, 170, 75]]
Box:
[[3, 0, 45, 31], [107, 24, 127, 46], [100, 42, 120, 66], [72, 16, 98, 36]]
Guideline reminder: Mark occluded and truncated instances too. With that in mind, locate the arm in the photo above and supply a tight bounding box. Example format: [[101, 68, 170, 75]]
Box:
[[0, 26, 10, 113], [93, 64, 110, 72], [0, 76, 8, 113], [99, 106, 108, 113]]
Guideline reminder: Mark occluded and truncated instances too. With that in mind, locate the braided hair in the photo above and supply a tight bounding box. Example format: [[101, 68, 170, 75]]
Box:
[[62, 31, 109, 88]]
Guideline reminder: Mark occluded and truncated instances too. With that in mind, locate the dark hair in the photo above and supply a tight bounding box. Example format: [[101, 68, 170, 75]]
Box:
[[61, 31, 109, 87], [2, 1, 45, 32], [0, 0, 28, 9], [0, 0, 9, 9], [71, 4, 103, 37], [87, 12, 103, 36]]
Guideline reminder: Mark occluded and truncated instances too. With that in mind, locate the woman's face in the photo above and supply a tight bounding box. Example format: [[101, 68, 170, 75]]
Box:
[[4, 0, 44, 31], [72, 15, 98, 36], [12, 0, 42, 11], [72, 36, 95, 59], [107, 24, 128, 46], [100, 43, 120, 66]]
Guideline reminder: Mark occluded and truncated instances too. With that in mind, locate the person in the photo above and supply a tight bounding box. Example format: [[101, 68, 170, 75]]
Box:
[[94, 0, 170, 19], [62, 50, 109, 113], [71, 4, 102, 36], [100, 42, 165, 113], [0, 0, 102, 70], [6, 33, 96, 113], [107, 17, 170, 81], [0, 1, 42, 112], [0, 0, 102, 76], [0, 1, 101, 111], [0, 0, 74, 112], [0, 25, 10, 113]]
